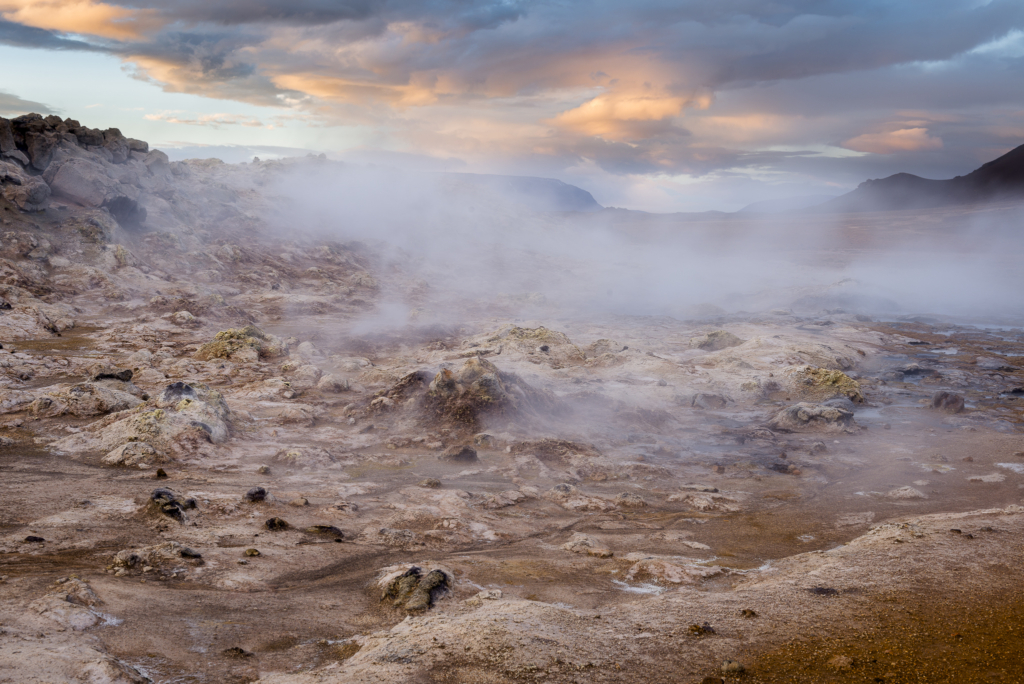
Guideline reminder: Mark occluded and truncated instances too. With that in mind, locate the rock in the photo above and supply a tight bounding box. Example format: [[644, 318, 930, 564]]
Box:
[[561, 532, 613, 558], [766, 402, 857, 433], [102, 441, 161, 467], [810, 441, 827, 453], [418, 478, 441, 488], [2, 174, 51, 211], [378, 565, 452, 612], [169, 310, 196, 326], [25, 130, 58, 170], [692, 393, 728, 409], [316, 373, 348, 392], [439, 445, 479, 463], [626, 557, 725, 584], [464, 589, 502, 606], [245, 486, 268, 502], [827, 655, 856, 671], [931, 391, 965, 414], [426, 356, 556, 425], [701, 679, 725, 684], [48, 158, 144, 222], [289, 497, 309, 506], [265, 517, 290, 531], [28, 578, 101, 631], [305, 525, 343, 539], [31, 383, 143, 418], [245, 548, 261, 557], [24, 535, 45, 542], [797, 367, 864, 403], [91, 366, 134, 382], [690, 330, 745, 351], [615, 492, 648, 507], [721, 660, 745, 674], [0, 117, 15, 154], [195, 325, 283, 362], [114, 541, 184, 569], [103, 129, 129, 163], [147, 488, 196, 522], [885, 486, 926, 500], [290, 364, 323, 389]]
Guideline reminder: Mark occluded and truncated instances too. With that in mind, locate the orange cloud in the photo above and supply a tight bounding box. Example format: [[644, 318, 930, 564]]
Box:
[[0, 0, 160, 40], [842, 127, 944, 155], [550, 91, 707, 141]]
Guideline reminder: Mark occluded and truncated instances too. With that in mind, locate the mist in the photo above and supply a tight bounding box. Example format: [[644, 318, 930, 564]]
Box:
[[266, 161, 1024, 329]]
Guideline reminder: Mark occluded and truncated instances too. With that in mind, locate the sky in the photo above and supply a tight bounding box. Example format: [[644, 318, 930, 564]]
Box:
[[1, 0, 1024, 212]]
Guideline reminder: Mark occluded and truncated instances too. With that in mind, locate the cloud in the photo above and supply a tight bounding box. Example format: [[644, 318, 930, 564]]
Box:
[[1, 0, 1023, 202], [144, 111, 268, 127], [0, 0, 161, 40], [842, 127, 945, 155], [0, 88, 53, 114]]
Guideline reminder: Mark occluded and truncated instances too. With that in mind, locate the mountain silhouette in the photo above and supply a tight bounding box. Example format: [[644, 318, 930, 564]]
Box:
[[817, 143, 1024, 212]]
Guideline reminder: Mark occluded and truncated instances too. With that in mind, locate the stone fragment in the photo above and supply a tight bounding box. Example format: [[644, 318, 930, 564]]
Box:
[[439, 445, 478, 463], [690, 330, 745, 351], [767, 402, 857, 433]]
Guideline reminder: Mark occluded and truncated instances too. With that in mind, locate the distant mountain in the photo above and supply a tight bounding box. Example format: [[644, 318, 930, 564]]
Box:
[[738, 194, 837, 214], [817, 143, 1024, 212], [444, 173, 603, 213]]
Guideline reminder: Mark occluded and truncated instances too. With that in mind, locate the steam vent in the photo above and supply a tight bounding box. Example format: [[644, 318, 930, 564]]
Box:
[[2, 7, 1024, 681]]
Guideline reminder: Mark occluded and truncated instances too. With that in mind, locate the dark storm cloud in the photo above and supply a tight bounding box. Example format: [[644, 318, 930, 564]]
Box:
[[0, 89, 53, 114]]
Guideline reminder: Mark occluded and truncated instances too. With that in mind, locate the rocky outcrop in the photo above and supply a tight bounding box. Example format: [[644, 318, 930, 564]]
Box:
[[0, 113, 162, 225], [766, 402, 857, 432]]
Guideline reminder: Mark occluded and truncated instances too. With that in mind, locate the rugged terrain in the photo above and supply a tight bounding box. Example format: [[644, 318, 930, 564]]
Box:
[[1, 113, 1024, 683]]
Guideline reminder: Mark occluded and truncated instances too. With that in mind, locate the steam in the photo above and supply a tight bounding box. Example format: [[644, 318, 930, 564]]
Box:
[[267, 162, 1024, 328]]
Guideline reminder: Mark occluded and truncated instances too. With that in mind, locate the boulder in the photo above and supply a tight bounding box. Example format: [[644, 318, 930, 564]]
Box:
[[438, 445, 478, 463], [377, 564, 453, 613], [49, 157, 139, 210], [103, 128, 129, 163], [426, 356, 556, 425], [2, 174, 50, 212], [24, 130, 58, 170], [0, 117, 14, 153], [102, 441, 161, 467], [30, 383, 142, 418], [195, 325, 284, 362], [690, 330, 745, 351], [931, 391, 965, 413], [561, 532, 613, 557], [766, 402, 857, 433]]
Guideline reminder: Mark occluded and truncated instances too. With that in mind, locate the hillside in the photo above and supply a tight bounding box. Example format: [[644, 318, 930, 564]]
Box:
[[818, 142, 1024, 212]]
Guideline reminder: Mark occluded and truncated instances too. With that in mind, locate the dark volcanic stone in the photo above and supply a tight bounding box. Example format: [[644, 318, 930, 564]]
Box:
[[244, 486, 267, 502], [24, 535, 45, 543], [265, 517, 290, 531]]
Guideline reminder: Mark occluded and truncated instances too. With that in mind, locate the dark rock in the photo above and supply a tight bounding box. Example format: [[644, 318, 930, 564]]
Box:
[[381, 566, 451, 612], [154, 468, 168, 479], [0, 117, 15, 153], [179, 547, 202, 558], [767, 402, 857, 433], [439, 445, 478, 463], [688, 622, 715, 635], [160, 382, 197, 404], [244, 548, 261, 557], [222, 647, 253, 658], [92, 367, 133, 382], [418, 478, 441, 488], [149, 488, 195, 522], [24, 535, 45, 543], [931, 391, 965, 414], [244, 486, 267, 502], [265, 517, 290, 531], [741, 608, 757, 618], [305, 525, 344, 539], [24, 130, 58, 171], [808, 586, 839, 596]]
